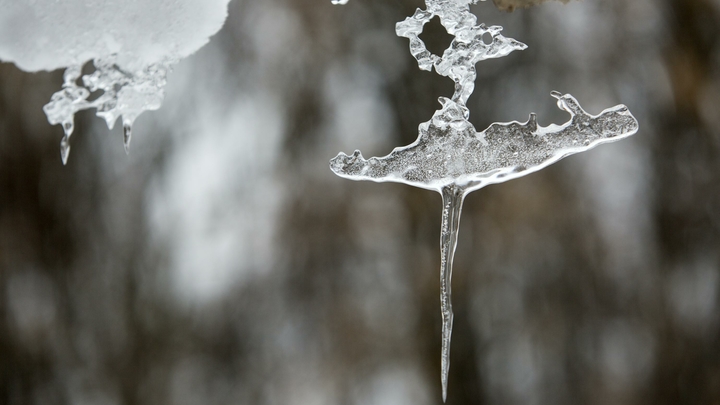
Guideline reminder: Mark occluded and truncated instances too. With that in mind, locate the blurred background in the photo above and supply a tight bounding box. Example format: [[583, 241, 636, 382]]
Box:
[[2, 0, 720, 404]]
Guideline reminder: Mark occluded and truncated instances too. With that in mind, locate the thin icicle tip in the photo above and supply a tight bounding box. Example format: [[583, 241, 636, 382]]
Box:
[[123, 120, 134, 155]]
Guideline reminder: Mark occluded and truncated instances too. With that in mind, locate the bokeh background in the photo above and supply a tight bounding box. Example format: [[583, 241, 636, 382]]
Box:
[[2, 0, 720, 404]]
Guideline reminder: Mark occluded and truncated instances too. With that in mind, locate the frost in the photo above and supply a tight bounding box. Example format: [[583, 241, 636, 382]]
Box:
[[0, 0, 230, 163], [329, 0, 639, 401]]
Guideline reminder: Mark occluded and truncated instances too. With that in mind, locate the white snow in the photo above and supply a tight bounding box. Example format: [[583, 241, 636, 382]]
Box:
[[0, 0, 230, 72]]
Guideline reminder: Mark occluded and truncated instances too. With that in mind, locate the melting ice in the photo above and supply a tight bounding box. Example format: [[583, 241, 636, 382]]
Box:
[[0, 0, 231, 164], [329, 0, 639, 401]]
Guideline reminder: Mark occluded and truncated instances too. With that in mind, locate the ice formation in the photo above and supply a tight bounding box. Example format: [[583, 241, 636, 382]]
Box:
[[329, 0, 639, 401], [0, 0, 230, 163]]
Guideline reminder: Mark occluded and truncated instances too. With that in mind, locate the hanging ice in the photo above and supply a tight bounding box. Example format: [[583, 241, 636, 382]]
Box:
[[329, 0, 638, 401], [0, 0, 231, 164], [43, 59, 170, 164]]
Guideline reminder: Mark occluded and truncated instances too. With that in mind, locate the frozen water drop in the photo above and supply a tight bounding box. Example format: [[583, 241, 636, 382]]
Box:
[[123, 121, 133, 154], [60, 136, 71, 166], [59, 120, 75, 165]]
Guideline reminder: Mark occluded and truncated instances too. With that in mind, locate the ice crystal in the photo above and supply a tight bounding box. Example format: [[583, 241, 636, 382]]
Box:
[[330, 0, 639, 401]]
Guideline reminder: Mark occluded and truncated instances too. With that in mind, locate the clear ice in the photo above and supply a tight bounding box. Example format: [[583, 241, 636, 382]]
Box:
[[329, 0, 639, 401], [43, 57, 171, 164]]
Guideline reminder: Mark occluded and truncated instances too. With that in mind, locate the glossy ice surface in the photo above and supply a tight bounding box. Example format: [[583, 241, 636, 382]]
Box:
[[329, 0, 638, 401], [331, 93, 638, 193]]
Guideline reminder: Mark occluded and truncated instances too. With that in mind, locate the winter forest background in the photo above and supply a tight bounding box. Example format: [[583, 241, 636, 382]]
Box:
[[2, 0, 720, 404]]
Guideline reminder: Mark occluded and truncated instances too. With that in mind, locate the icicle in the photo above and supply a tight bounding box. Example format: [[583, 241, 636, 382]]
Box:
[[123, 119, 133, 154], [439, 185, 464, 402], [60, 121, 74, 165], [60, 138, 71, 165]]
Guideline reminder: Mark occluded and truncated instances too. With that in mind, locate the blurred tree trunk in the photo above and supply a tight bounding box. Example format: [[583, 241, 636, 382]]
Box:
[[652, 0, 720, 403]]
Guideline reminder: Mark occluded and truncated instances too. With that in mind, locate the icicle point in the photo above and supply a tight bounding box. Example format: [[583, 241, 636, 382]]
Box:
[[60, 136, 71, 165], [123, 121, 133, 154], [59, 121, 74, 165]]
